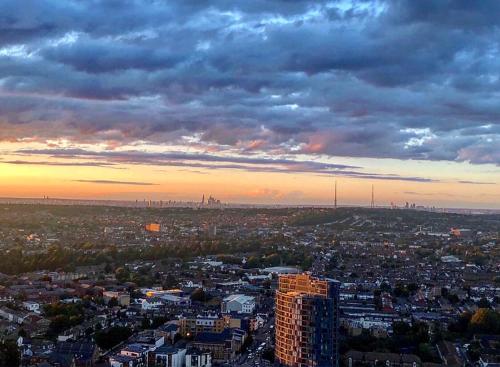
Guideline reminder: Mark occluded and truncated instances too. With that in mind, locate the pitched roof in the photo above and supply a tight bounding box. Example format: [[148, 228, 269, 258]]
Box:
[[54, 341, 97, 361]]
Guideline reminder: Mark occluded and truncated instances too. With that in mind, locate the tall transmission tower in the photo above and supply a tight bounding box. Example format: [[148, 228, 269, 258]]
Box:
[[334, 180, 337, 209], [370, 184, 375, 208]]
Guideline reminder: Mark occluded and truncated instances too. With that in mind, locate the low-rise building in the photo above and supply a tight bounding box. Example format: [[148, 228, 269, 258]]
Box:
[[221, 294, 255, 314], [23, 301, 41, 313], [185, 347, 212, 367], [110, 344, 150, 367], [103, 291, 131, 307], [109, 353, 144, 367], [151, 345, 186, 367], [191, 328, 246, 362], [0, 307, 30, 324], [179, 314, 225, 337], [345, 350, 422, 367], [52, 341, 99, 367]]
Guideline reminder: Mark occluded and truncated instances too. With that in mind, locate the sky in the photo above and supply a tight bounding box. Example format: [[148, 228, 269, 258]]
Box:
[[0, 0, 499, 208]]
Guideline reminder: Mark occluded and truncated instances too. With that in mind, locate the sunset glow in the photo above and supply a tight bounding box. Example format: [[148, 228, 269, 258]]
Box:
[[0, 1, 498, 208]]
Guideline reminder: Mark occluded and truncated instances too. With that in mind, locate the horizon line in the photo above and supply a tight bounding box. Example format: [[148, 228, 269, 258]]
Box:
[[0, 196, 498, 213]]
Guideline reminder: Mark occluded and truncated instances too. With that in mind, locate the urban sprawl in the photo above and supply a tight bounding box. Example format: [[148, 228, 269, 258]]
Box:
[[0, 204, 498, 367]]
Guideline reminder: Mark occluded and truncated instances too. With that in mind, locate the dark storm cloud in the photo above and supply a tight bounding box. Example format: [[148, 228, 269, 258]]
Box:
[[42, 42, 173, 74], [0, 0, 499, 166], [387, 0, 500, 30]]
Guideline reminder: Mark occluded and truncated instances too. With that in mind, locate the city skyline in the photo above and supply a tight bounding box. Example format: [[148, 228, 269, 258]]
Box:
[[1, 1, 499, 208]]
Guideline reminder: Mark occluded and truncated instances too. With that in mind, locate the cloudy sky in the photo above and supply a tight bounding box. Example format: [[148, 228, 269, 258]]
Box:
[[0, 0, 499, 208]]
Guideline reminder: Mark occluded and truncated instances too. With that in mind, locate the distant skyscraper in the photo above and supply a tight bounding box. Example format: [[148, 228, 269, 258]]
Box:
[[275, 273, 340, 367]]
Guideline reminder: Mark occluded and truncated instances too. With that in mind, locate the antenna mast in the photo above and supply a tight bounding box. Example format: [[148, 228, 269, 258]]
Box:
[[334, 180, 337, 209], [370, 184, 375, 208]]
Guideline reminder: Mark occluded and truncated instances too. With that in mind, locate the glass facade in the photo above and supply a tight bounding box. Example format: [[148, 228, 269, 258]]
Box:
[[275, 274, 340, 367]]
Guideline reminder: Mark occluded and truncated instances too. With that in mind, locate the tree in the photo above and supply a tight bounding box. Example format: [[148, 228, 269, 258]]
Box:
[[151, 316, 168, 329], [391, 321, 429, 350], [141, 317, 151, 329], [48, 315, 73, 335], [446, 293, 460, 304], [85, 326, 94, 336], [417, 343, 439, 363], [326, 256, 338, 271], [411, 322, 430, 344], [393, 321, 411, 336], [380, 282, 391, 292], [115, 267, 130, 283], [265, 253, 280, 267], [107, 297, 119, 308], [241, 334, 253, 353], [163, 273, 177, 288], [448, 312, 471, 334], [477, 298, 490, 309], [407, 283, 419, 293], [190, 288, 207, 302], [245, 256, 262, 269], [0, 340, 20, 367], [441, 287, 449, 297], [467, 341, 482, 362], [44, 302, 85, 336], [94, 326, 133, 350], [262, 348, 275, 363], [393, 284, 409, 298], [470, 308, 500, 334]]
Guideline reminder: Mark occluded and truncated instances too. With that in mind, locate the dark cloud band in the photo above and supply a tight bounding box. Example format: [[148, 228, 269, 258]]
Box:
[[73, 179, 157, 186], [14, 148, 437, 183], [0, 0, 498, 166]]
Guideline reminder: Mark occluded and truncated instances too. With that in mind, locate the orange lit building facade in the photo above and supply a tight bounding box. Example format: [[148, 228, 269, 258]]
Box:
[[275, 273, 340, 367], [145, 223, 161, 232]]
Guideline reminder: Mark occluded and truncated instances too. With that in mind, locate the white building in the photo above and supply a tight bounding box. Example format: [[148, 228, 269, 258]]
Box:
[[158, 294, 191, 307], [182, 280, 203, 289], [0, 307, 30, 324], [153, 346, 186, 367], [141, 298, 163, 311], [441, 255, 461, 263], [22, 301, 40, 313], [261, 266, 300, 274], [221, 294, 255, 314], [141, 289, 191, 306], [109, 354, 144, 367], [186, 348, 211, 367], [246, 274, 271, 282]]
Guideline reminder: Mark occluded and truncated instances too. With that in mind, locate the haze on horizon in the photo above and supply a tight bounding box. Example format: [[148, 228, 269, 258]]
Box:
[[0, 0, 499, 209]]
